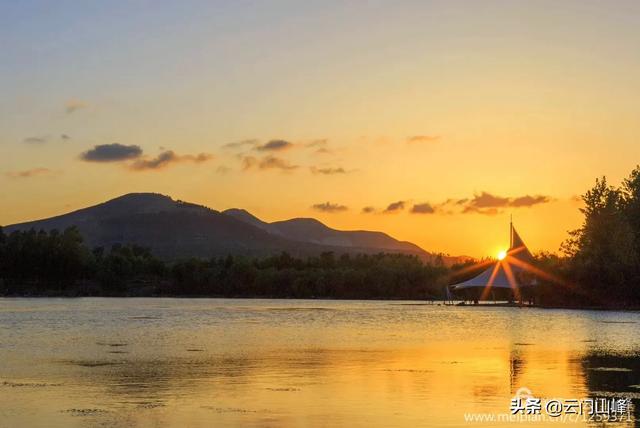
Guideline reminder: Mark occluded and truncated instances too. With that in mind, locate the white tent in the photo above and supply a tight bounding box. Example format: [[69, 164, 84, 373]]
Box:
[[452, 222, 536, 294]]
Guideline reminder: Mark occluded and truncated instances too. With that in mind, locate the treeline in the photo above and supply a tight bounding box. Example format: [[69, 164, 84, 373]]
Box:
[[3, 166, 640, 306], [0, 228, 448, 299]]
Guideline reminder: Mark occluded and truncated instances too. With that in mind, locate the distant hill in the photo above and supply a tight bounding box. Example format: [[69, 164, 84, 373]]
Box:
[[223, 209, 425, 254], [4, 193, 458, 263]]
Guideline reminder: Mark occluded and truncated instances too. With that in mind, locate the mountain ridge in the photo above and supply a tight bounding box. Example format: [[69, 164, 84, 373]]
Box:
[[4, 193, 458, 263]]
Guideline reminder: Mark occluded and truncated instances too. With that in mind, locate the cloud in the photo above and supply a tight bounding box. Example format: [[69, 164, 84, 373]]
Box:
[[242, 155, 298, 171], [467, 192, 511, 209], [130, 151, 177, 170], [130, 151, 213, 171], [22, 134, 71, 144], [407, 135, 440, 143], [361, 192, 552, 216], [186, 153, 214, 162], [223, 139, 258, 150], [311, 202, 348, 213], [411, 203, 436, 214], [384, 200, 406, 213], [22, 136, 49, 144], [5, 168, 56, 179], [241, 156, 257, 170], [460, 192, 552, 215], [65, 99, 87, 114], [216, 165, 231, 174], [305, 139, 328, 148], [310, 166, 349, 175], [80, 143, 143, 162], [258, 156, 298, 171], [315, 147, 333, 155], [510, 195, 551, 207], [255, 139, 294, 152], [462, 206, 501, 216]]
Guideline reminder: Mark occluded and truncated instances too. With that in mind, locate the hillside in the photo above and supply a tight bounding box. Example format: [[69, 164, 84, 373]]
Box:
[[5, 193, 451, 262]]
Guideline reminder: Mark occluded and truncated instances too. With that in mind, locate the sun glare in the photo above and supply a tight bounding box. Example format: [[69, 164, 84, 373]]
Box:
[[497, 250, 507, 260]]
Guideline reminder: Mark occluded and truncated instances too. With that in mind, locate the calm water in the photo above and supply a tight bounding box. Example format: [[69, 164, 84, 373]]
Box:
[[0, 298, 639, 427]]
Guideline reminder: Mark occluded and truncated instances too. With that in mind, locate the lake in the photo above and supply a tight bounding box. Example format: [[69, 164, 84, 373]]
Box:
[[0, 298, 638, 427]]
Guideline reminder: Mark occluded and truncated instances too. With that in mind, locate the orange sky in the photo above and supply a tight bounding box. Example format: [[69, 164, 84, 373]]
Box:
[[2, 1, 640, 257]]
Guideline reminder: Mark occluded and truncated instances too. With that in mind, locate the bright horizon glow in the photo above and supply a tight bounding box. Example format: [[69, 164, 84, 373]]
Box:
[[497, 250, 507, 261]]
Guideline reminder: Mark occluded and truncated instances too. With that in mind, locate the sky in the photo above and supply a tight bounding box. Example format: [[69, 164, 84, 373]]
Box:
[[2, 0, 640, 258]]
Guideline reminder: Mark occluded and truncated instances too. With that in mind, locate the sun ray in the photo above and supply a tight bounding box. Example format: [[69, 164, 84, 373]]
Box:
[[502, 258, 521, 301], [450, 258, 495, 278], [480, 261, 501, 300], [507, 257, 563, 286], [506, 257, 592, 301]]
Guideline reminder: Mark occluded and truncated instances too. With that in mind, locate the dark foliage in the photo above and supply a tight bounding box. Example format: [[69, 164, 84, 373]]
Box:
[[4, 167, 640, 306], [538, 166, 640, 307], [0, 227, 448, 299]]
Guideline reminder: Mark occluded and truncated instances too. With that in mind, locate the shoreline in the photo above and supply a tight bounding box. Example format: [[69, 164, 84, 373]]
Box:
[[2, 294, 639, 312]]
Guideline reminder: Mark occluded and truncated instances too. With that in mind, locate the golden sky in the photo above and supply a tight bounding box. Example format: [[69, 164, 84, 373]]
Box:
[[2, 1, 640, 257]]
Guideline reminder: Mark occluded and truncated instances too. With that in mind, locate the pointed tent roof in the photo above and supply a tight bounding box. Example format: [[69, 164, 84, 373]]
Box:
[[510, 226, 534, 265], [452, 222, 535, 291]]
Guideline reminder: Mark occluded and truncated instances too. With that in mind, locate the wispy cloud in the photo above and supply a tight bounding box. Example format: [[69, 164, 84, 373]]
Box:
[[510, 195, 551, 207], [258, 156, 298, 171], [466, 192, 511, 209], [310, 166, 349, 175], [22, 136, 49, 144], [223, 139, 258, 150], [65, 99, 87, 114], [462, 206, 500, 215], [5, 168, 57, 179], [241, 155, 298, 171], [130, 151, 213, 171], [305, 139, 328, 148], [314, 147, 333, 155], [362, 192, 552, 216], [22, 134, 71, 144], [255, 139, 294, 152], [241, 155, 257, 170], [225, 138, 327, 153], [312, 202, 348, 213], [384, 200, 406, 213], [406, 135, 440, 143], [80, 143, 143, 162], [448, 192, 553, 215]]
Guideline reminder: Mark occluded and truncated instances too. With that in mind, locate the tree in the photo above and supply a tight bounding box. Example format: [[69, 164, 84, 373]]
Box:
[[562, 176, 636, 304]]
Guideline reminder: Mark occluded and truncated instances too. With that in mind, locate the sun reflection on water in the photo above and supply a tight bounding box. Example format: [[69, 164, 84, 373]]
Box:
[[0, 298, 638, 427]]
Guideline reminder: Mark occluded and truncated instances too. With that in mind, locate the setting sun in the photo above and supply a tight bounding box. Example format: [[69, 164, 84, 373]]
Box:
[[497, 250, 507, 260]]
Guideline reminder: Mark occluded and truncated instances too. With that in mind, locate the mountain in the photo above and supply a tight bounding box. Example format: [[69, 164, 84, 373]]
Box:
[[4, 193, 449, 262], [224, 209, 424, 254]]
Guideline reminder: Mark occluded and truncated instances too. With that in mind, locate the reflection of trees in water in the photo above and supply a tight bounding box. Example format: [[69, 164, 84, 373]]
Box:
[[509, 350, 525, 394], [508, 344, 588, 399], [510, 348, 640, 423], [582, 353, 640, 421]]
